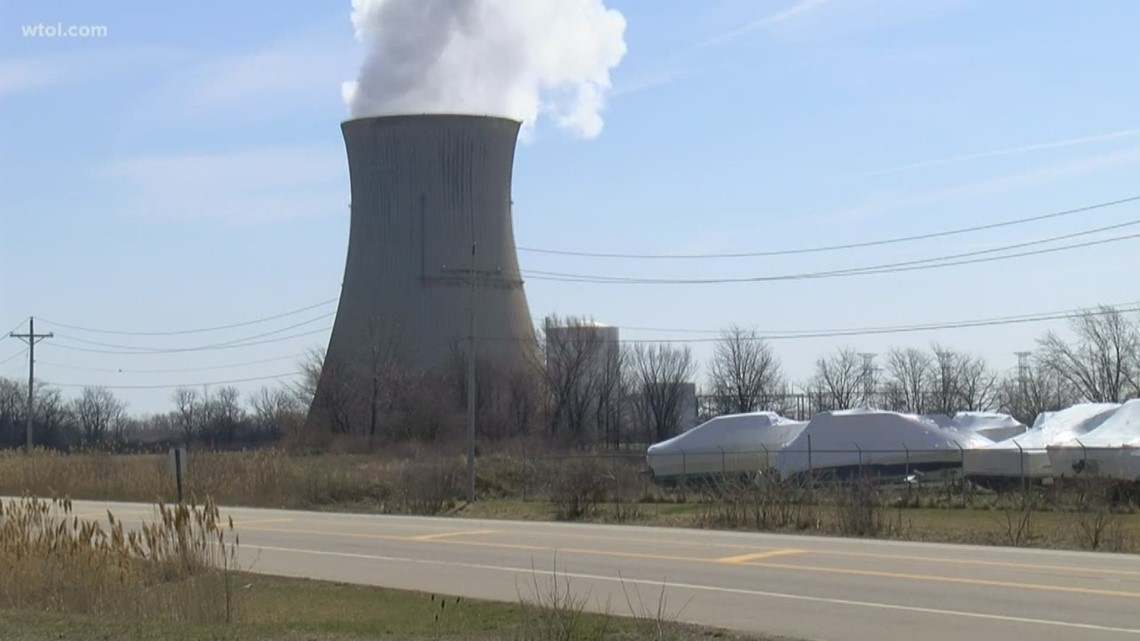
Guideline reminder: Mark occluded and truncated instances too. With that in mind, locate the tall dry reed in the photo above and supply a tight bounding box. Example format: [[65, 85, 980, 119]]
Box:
[[0, 495, 240, 623]]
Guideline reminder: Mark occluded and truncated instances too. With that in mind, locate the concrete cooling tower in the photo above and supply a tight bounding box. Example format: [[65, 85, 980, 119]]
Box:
[[308, 114, 537, 432]]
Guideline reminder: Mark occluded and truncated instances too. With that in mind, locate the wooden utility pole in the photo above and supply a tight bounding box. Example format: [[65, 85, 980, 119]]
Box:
[[10, 317, 53, 453]]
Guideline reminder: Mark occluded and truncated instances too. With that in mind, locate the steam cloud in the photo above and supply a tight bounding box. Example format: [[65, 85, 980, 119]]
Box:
[[342, 0, 627, 138]]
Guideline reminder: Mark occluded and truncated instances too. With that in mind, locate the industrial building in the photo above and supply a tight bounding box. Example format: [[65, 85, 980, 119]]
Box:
[[307, 114, 538, 432]]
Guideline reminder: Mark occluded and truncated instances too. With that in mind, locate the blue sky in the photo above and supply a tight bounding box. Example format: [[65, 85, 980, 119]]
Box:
[[2, 0, 1139, 414]]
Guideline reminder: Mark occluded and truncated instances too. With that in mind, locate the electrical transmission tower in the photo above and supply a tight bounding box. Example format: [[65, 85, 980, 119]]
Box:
[[1015, 351, 1031, 406], [10, 317, 52, 453], [859, 352, 876, 407]]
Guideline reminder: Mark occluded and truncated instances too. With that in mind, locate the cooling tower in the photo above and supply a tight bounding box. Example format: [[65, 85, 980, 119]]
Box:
[[308, 114, 537, 432]]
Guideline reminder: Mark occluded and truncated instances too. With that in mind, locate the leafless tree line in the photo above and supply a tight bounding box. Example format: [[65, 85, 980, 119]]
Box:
[[301, 314, 698, 449], [2, 306, 1137, 451], [0, 382, 129, 449], [708, 305, 1139, 426]]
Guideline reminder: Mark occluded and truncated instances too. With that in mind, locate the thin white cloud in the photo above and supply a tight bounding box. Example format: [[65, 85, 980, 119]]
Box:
[[865, 128, 1140, 177], [0, 47, 186, 98], [0, 57, 65, 97], [99, 146, 347, 226], [611, 67, 691, 98], [134, 20, 357, 125], [823, 146, 1140, 225], [697, 0, 833, 49]]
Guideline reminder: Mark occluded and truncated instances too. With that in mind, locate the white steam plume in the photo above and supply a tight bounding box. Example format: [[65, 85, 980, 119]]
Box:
[[342, 0, 627, 138]]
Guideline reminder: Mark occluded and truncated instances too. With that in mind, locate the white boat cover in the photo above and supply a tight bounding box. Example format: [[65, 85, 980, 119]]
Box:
[[947, 411, 1027, 442], [1048, 400, 1140, 479], [964, 403, 1119, 478], [775, 409, 986, 477], [646, 412, 806, 478]]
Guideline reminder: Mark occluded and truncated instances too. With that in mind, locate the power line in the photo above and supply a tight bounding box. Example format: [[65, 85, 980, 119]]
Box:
[[511, 302, 1140, 344], [618, 299, 1140, 336], [51, 313, 334, 354], [0, 349, 27, 367], [44, 372, 301, 390], [38, 297, 339, 336], [49, 326, 332, 356], [1, 349, 28, 376], [522, 228, 1140, 285], [517, 194, 1140, 260], [35, 353, 307, 374], [1, 320, 28, 343]]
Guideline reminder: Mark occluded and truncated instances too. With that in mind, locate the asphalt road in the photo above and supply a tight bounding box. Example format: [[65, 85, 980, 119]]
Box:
[[56, 500, 1140, 641]]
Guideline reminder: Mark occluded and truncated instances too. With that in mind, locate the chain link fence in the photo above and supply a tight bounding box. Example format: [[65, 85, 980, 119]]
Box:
[[515, 444, 1140, 507]]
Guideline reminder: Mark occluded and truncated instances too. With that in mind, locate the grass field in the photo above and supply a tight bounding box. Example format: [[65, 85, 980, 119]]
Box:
[[453, 498, 1140, 550], [1, 448, 1137, 553], [0, 571, 778, 641]]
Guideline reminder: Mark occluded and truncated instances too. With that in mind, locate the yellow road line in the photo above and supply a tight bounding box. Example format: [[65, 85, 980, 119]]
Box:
[[232, 523, 1140, 599], [240, 524, 718, 564], [814, 549, 1140, 578], [474, 527, 773, 552], [749, 561, 1140, 599], [717, 549, 804, 564], [231, 518, 294, 527], [411, 529, 496, 541], [71, 510, 149, 520]]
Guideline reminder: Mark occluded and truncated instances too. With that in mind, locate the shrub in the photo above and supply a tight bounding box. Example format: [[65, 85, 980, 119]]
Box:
[[550, 458, 609, 520]]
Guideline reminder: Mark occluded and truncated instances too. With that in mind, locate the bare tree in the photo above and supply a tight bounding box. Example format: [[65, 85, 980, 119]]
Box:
[[627, 343, 696, 443], [251, 386, 302, 440], [300, 349, 357, 435], [997, 358, 1077, 425], [294, 348, 324, 408], [0, 377, 23, 447], [810, 347, 863, 411], [34, 386, 76, 449], [505, 366, 540, 439], [364, 318, 404, 440], [172, 387, 201, 446], [199, 386, 245, 447], [928, 344, 962, 415], [706, 325, 783, 416], [955, 352, 998, 411], [594, 340, 626, 448], [1037, 306, 1140, 403], [73, 386, 126, 447], [537, 315, 614, 445], [883, 347, 932, 413]]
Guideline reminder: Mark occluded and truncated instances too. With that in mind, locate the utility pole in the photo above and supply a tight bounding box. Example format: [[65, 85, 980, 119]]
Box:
[[443, 231, 501, 504], [10, 317, 52, 454], [466, 231, 477, 504]]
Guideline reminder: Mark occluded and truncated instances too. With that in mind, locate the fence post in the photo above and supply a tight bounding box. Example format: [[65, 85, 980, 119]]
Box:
[[1076, 438, 1088, 475], [956, 444, 965, 503], [762, 444, 770, 472], [854, 442, 863, 477], [807, 435, 814, 502], [719, 446, 726, 477], [1014, 439, 1026, 501], [681, 449, 687, 489], [612, 454, 619, 512], [522, 445, 528, 503], [903, 444, 910, 479]]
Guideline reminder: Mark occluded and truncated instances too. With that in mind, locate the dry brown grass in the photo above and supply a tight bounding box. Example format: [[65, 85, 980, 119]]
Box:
[[0, 494, 239, 623], [0, 448, 478, 514], [3, 449, 1139, 553]]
